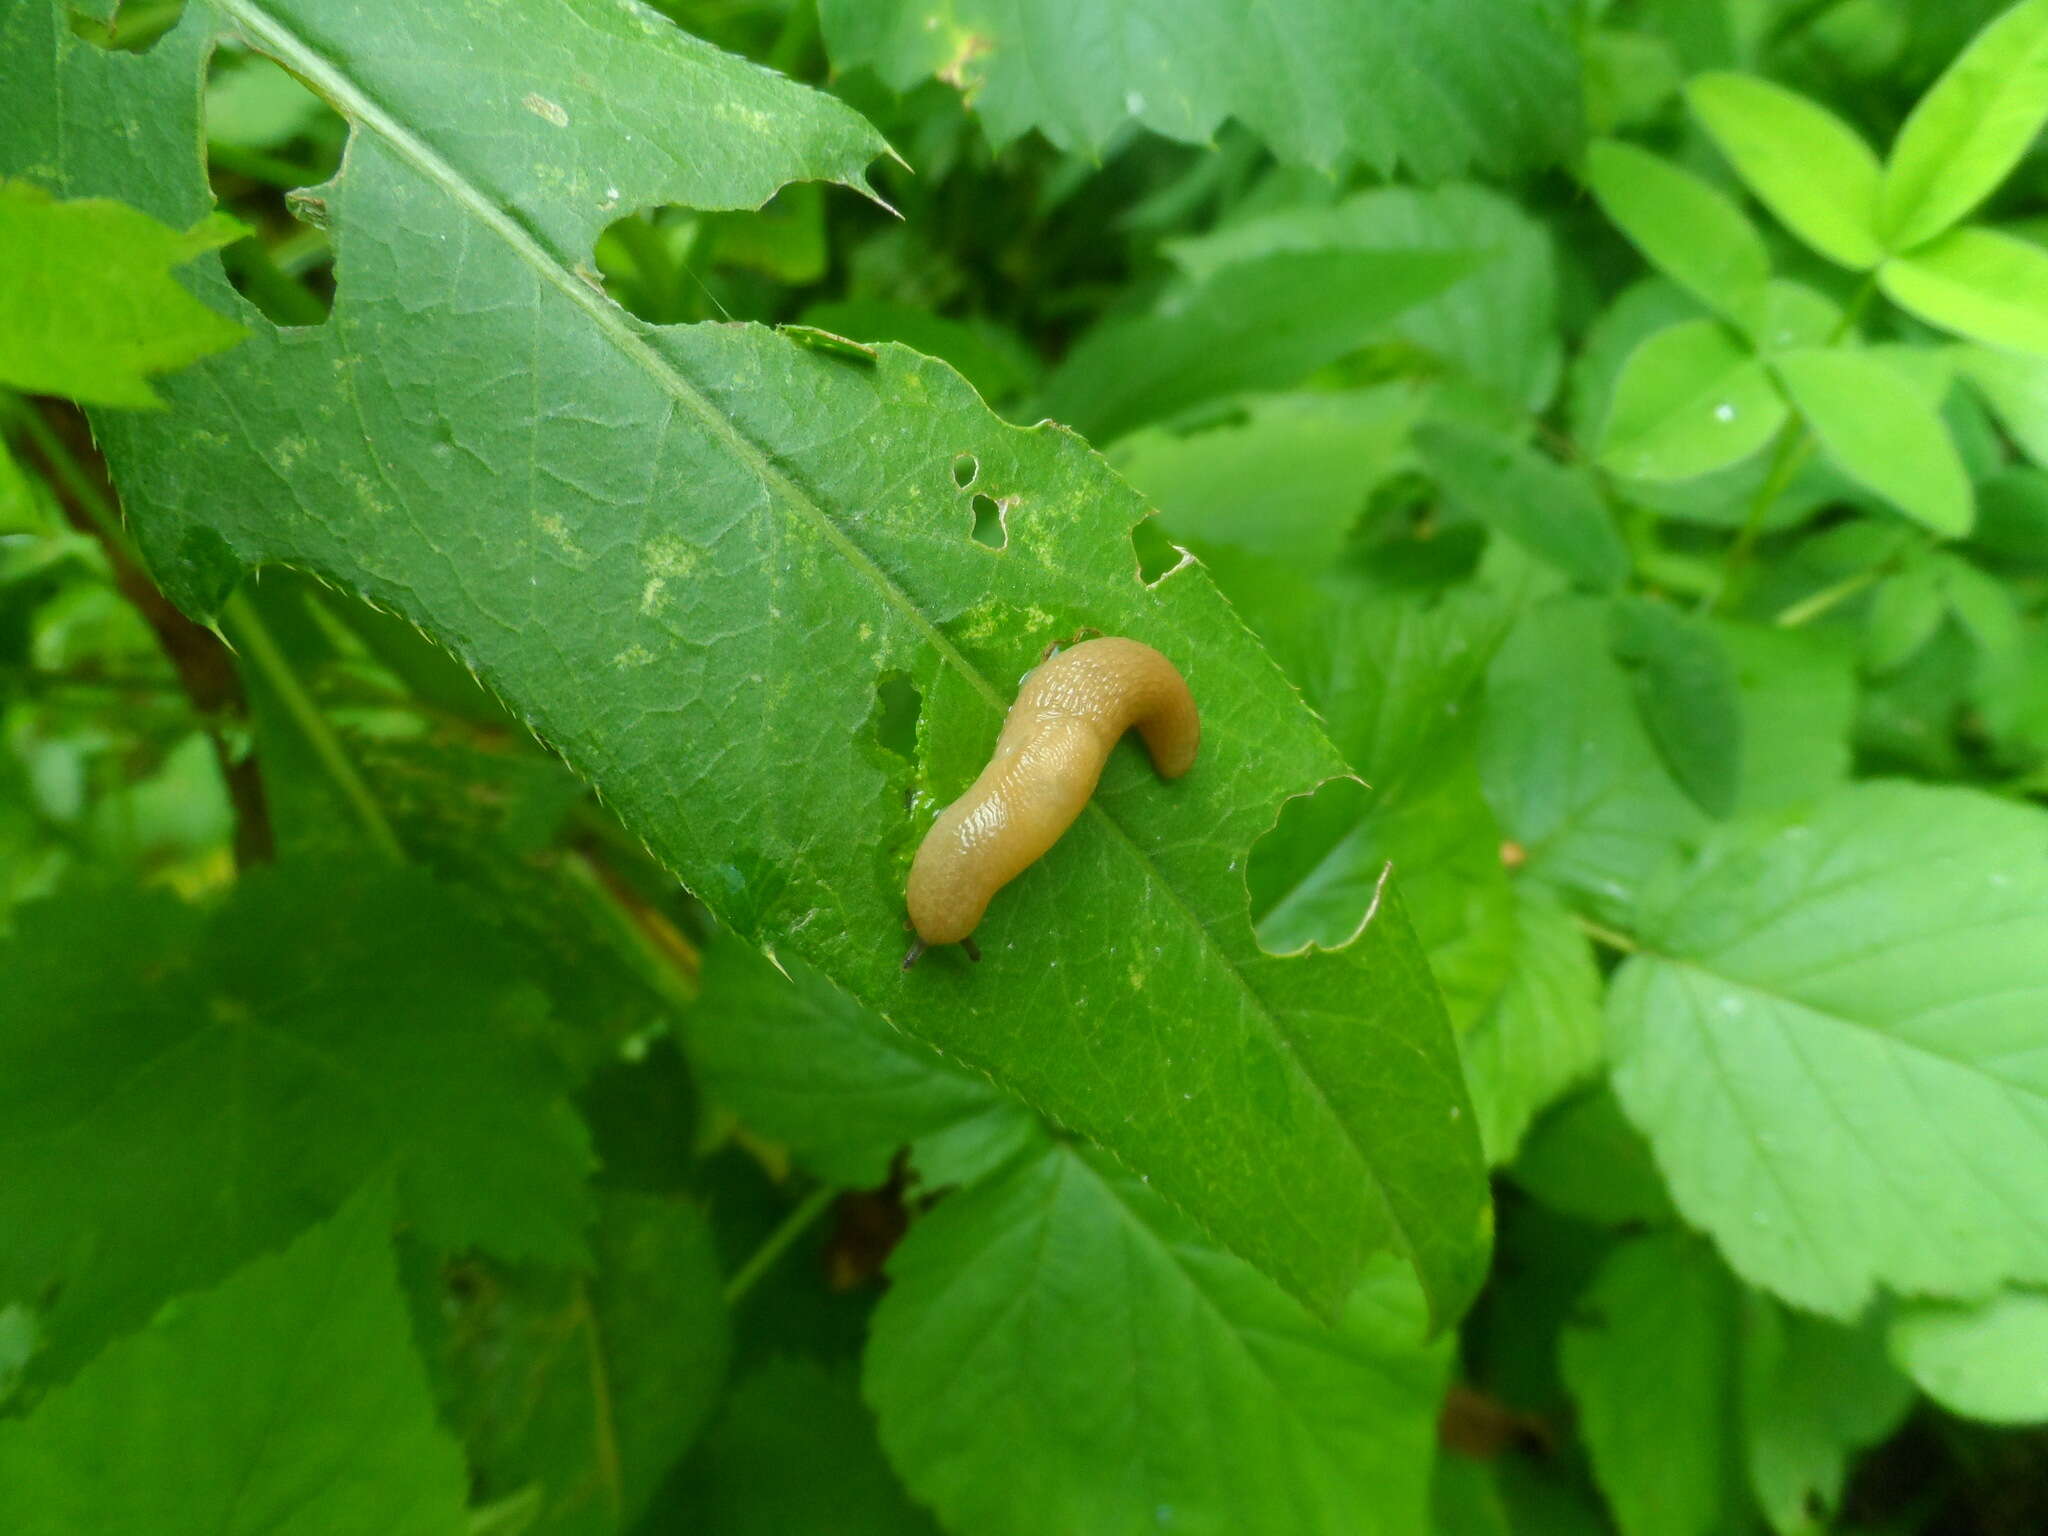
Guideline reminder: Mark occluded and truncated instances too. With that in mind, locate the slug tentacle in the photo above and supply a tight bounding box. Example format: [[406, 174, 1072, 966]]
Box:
[[904, 637, 1199, 954]]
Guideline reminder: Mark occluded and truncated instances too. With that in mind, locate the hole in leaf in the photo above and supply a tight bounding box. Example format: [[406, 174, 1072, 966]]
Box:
[[68, 0, 186, 52], [204, 44, 345, 324], [1245, 776, 1384, 956], [1130, 513, 1184, 585], [594, 206, 714, 324], [970, 494, 1006, 550], [952, 453, 979, 489], [595, 184, 825, 325], [870, 671, 922, 764]]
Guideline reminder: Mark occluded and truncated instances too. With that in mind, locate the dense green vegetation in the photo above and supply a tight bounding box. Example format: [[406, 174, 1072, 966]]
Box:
[[4, 0, 2048, 1531]]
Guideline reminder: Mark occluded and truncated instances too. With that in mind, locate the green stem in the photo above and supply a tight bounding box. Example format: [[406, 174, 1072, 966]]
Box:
[[1702, 275, 1880, 615], [1774, 564, 1886, 628], [219, 589, 405, 862], [16, 401, 403, 864], [12, 405, 128, 552], [723, 1184, 837, 1306], [1573, 914, 1641, 955]]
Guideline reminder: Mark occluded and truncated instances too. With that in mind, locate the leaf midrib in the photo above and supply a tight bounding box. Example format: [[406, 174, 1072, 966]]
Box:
[[209, 0, 1420, 1295]]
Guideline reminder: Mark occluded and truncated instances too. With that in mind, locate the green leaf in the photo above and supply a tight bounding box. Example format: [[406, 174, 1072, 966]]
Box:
[[0, 179, 243, 407], [683, 936, 1042, 1190], [1560, 1233, 1750, 1536], [1415, 419, 1630, 591], [1480, 597, 1707, 917], [1880, 227, 2048, 357], [1719, 621, 1856, 813], [0, 1183, 467, 1536], [1043, 248, 1476, 443], [415, 1191, 730, 1534], [798, 300, 1037, 407], [1890, 1289, 2048, 1424], [866, 1142, 1452, 1536], [1865, 555, 1948, 672], [1686, 72, 1883, 269], [677, 1358, 942, 1536], [1114, 386, 1425, 577], [1511, 1087, 1675, 1227], [1457, 889, 1606, 1164], [1599, 319, 1787, 482], [1166, 183, 1563, 410], [8, 1, 1488, 1323], [0, 865, 593, 1384], [1742, 1302, 1913, 1533], [817, 0, 1581, 178], [1608, 782, 2048, 1316], [1608, 596, 1745, 819], [1771, 347, 1974, 534], [1879, 0, 2048, 249], [1959, 344, 2048, 463], [1584, 138, 1772, 326]]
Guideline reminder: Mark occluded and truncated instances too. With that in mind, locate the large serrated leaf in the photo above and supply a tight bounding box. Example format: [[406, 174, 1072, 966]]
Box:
[[818, 0, 1581, 179], [1, 0, 1486, 1324]]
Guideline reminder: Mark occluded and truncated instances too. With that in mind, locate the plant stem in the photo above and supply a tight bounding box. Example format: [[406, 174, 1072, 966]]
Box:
[[723, 1184, 837, 1306], [219, 588, 405, 862], [1573, 914, 1641, 955], [1774, 564, 1885, 628], [1702, 275, 1880, 615]]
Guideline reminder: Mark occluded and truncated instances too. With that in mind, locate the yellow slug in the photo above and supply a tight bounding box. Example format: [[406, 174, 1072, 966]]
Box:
[[904, 637, 1199, 966]]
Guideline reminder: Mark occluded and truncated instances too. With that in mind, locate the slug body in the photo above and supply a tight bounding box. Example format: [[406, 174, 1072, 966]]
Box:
[[906, 637, 1199, 951]]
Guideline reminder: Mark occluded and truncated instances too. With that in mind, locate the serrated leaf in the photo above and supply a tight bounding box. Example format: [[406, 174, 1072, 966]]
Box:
[[678, 1358, 942, 1536], [0, 179, 243, 407], [866, 1142, 1452, 1536], [1890, 1289, 2048, 1424], [1608, 782, 2048, 1317], [414, 1192, 731, 1534], [1585, 139, 1772, 327], [5, 0, 1487, 1323], [1599, 318, 1787, 482], [1114, 386, 1424, 577], [1608, 595, 1745, 819], [0, 1183, 467, 1536], [1743, 1301, 1913, 1534], [1880, 227, 2048, 358], [1560, 1233, 1750, 1536], [1458, 889, 1605, 1163], [1416, 419, 1629, 591], [1686, 72, 1883, 270], [1043, 247, 1476, 443], [0, 865, 593, 1385], [1480, 596, 1707, 917], [683, 936, 1042, 1190], [1772, 347, 1974, 534], [817, 0, 1581, 179], [1879, 0, 2048, 250], [1166, 183, 1563, 410]]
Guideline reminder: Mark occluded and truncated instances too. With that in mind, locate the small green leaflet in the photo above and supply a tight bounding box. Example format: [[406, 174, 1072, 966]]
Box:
[[3, 0, 1488, 1324], [1686, 73, 1882, 271], [1880, 227, 2048, 359], [0, 1183, 468, 1536], [0, 180, 244, 407], [1598, 319, 1786, 483], [1607, 595, 1744, 820], [1878, 0, 2048, 251], [1771, 347, 1973, 535], [1584, 139, 1770, 332]]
